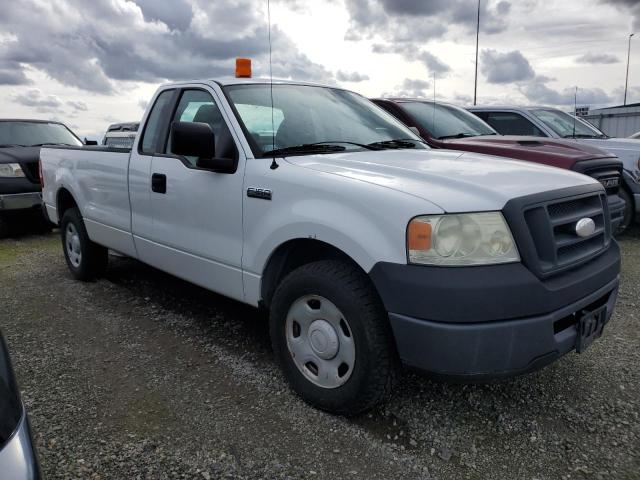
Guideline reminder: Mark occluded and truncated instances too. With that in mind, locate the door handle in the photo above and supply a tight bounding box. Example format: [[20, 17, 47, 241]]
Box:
[[151, 173, 166, 194]]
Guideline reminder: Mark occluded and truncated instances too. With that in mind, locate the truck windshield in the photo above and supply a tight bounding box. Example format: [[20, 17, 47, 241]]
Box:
[[401, 102, 497, 139], [224, 84, 427, 156], [0, 121, 83, 147], [530, 109, 607, 139]]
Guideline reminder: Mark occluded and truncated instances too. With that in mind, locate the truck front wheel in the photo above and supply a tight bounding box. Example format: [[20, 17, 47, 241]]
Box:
[[617, 188, 634, 234], [269, 260, 399, 416], [60, 208, 108, 281]]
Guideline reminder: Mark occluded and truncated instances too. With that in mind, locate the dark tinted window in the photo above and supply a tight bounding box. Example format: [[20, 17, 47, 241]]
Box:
[[141, 90, 175, 154], [169, 89, 238, 165], [0, 122, 82, 147], [481, 112, 546, 137]]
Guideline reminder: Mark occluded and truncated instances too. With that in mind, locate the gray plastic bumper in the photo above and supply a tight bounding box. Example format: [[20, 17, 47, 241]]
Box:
[[0, 192, 42, 211]]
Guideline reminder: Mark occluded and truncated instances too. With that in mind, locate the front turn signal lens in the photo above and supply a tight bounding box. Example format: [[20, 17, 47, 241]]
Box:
[[407, 218, 432, 252]]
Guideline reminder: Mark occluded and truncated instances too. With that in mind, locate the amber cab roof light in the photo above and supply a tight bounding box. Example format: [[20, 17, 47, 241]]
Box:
[[235, 58, 252, 78]]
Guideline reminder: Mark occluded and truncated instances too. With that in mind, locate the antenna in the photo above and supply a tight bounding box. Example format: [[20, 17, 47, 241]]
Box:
[[432, 73, 436, 134], [573, 86, 577, 138], [267, 0, 278, 170]]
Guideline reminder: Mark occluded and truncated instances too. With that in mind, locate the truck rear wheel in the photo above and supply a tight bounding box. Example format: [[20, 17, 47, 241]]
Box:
[[269, 260, 399, 416], [0, 215, 10, 239], [60, 208, 108, 281]]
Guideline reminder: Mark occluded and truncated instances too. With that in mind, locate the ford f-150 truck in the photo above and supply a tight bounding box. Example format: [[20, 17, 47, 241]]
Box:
[[40, 78, 621, 415], [0, 119, 83, 237], [469, 105, 640, 232], [372, 99, 626, 230]]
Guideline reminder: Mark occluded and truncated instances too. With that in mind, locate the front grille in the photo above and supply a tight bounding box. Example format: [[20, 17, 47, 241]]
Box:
[[523, 192, 610, 275], [573, 160, 622, 195]]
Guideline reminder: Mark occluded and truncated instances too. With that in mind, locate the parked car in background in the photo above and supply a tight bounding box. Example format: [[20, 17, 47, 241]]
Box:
[[0, 119, 83, 237], [469, 106, 640, 231], [41, 75, 620, 415], [102, 122, 139, 149], [372, 99, 626, 231], [0, 329, 39, 479]]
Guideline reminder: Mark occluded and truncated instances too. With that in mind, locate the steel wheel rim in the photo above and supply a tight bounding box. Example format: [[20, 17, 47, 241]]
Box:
[[285, 295, 355, 389], [65, 223, 82, 267]]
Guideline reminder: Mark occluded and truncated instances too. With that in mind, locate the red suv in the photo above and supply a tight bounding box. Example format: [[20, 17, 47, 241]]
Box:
[[372, 98, 626, 231]]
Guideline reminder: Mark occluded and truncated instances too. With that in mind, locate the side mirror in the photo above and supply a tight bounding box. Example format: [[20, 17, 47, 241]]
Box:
[[84, 139, 98, 146], [171, 122, 236, 174]]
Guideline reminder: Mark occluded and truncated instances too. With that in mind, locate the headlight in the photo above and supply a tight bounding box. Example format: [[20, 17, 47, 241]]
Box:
[[0, 163, 25, 178], [407, 212, 519, 266]]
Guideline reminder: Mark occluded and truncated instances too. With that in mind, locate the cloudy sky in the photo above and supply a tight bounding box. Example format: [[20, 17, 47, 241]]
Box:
[[0, 0, 639, 139]]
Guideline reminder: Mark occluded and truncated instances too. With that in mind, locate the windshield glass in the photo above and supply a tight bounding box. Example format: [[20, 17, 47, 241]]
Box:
[[224, 84, 427, 156], [0, 121, 82, 147], [530, 109, 606, 138], [401, 102, 497, 139]]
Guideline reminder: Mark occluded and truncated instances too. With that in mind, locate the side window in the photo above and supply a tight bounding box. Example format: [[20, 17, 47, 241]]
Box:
[[484, 112, 546, 137], [140, 90, 175, 154], [169, 90, 238, 165]]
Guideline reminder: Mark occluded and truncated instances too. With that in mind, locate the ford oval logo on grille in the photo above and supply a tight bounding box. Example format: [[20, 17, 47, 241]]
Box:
[[575, 218, 596, 238]]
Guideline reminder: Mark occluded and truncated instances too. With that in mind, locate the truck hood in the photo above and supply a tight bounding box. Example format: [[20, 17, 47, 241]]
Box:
[[575, 137, 640, 172], [286, 149, 598, 212], [443, 135, 616, 169]]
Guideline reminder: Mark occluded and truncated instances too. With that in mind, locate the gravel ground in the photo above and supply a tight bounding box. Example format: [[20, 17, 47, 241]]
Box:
[[0, 226, 639, 479]]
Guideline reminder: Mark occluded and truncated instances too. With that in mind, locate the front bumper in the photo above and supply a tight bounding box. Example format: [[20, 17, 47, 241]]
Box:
[[0, 192, 42, 211], [370, 243, 620, 378], [0, 408, 39, 480]]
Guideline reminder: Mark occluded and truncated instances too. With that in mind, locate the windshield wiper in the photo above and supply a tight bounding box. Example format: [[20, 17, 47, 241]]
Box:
[[29, 142, 75, 147], [562, 134, 600, 139], [367, 139, 420, 149], [437, 133, 476, 140], [263, 143, 347, 156]]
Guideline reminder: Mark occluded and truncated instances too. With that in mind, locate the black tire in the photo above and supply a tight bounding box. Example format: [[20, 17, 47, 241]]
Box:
[[60, 208, 108, 281], [617, 188, 634, 234], [270, 260, 399, 416], [0, 215, 10, 239]]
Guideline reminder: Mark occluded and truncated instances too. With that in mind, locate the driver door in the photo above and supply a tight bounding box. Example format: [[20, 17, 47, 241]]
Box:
[[143, 87, 246, 302]]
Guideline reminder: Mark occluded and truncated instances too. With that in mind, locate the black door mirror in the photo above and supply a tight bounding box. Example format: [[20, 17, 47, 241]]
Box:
[[84, 138, 98, 146], [171, 122, 236, 173]]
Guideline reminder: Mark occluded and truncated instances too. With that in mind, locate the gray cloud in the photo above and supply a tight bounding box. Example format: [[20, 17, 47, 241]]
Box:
[[12, 89, 64, 113], [67, 100, 88, 112], [600, 0, 640, 30], [576, 52, 620, 64], [372, 43, 450, 75], [382, 78, 432, 98], [520, 78, 612, 106], [481, 49, 535, 84], [345, 0, 511, 46], [336, 70, 370, 82], [0, 0, 333, 94]]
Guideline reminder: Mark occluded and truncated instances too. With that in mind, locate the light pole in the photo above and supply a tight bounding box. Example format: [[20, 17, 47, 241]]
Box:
[[473, 0, 480, 105], [624, 33, 634, 105]]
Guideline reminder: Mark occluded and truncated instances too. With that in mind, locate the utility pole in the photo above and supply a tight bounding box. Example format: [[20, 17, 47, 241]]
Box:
[[624, 33, 634, 105], [473, 0, 480, 105]]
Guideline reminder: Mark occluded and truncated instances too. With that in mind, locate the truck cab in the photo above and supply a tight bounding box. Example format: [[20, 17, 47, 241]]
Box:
[[40, 76, 620, 415]]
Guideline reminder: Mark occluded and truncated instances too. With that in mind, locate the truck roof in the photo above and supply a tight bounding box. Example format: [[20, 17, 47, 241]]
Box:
[[161, 77, 341, 89]]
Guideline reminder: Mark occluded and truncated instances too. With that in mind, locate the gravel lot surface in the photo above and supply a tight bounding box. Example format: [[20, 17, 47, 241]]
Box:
[[0, 227, 639, 479]]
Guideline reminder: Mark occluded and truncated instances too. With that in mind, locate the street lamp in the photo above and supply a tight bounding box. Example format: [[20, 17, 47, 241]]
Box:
[[473, 0, 480, 105], [624, 33, 634, 105]]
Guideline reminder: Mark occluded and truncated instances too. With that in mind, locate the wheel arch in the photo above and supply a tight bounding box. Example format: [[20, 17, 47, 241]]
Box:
[[260, 238, 371, 309], [56, 187, 79, 220]]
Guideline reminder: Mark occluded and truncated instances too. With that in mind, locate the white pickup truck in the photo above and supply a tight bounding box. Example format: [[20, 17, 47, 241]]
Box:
[[41, 78, 620, 415]]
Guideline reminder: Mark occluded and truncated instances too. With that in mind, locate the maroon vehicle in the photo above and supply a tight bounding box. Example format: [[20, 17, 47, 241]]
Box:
[[372, 98, 626, 230]]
